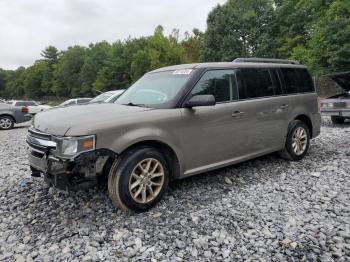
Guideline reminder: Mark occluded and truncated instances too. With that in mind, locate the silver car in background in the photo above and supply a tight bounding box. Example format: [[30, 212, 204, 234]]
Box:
[[9, 100, 51, 115], [59, 98, 92, 107], [0, 102, 31, 130]]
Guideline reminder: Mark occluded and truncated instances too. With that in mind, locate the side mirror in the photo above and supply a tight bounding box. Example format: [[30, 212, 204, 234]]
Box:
[[184, 95, 216, 108]]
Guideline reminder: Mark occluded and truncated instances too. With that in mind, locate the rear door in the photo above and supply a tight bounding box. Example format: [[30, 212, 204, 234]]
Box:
[[235, 68, 290, 153]]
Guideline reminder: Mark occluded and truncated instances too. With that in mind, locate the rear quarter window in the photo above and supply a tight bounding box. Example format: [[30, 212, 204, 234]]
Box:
[[281, 68, 314, 94]]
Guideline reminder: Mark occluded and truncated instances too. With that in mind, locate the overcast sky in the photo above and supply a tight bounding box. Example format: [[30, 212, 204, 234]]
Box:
[[0, 0, 226, 70]]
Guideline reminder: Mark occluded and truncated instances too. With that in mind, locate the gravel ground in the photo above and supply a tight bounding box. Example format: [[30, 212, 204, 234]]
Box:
[[0, 118, 349, 262]]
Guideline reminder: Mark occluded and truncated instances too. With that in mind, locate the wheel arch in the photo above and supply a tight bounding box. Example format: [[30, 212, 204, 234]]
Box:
[[118, 140, 181, 181], [0, 114, 16, 123], [294, 114, 313, 138]]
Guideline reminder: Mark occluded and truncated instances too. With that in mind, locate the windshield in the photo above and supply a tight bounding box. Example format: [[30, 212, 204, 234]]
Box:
[[90, 92, 115, 103], [115, 70, 192, 107], [59, 100, 75, 106]]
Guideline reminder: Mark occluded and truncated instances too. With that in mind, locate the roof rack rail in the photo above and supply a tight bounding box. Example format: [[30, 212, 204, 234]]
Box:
[[233, 58, 300, 65]]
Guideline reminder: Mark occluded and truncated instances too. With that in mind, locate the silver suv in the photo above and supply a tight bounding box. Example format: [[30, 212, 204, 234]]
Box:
[[27, 58, 321, 212]]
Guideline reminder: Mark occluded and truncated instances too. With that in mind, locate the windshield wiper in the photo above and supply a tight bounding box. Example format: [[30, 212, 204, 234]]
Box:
[[122, 102, 149, 108]]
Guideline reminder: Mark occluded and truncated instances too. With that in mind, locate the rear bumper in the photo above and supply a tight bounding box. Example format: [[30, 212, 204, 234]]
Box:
[[320, 109, 350, 117], [311, 113, 321, 138]]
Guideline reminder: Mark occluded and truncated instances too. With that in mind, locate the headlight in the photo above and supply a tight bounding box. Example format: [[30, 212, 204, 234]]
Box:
[[53, 135, 96, 158], [62, 139, 78, 155]]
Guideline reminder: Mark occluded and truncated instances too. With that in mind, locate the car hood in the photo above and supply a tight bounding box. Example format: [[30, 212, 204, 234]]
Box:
[[328, 71, 350, 92], [33, 103, 153, 136]]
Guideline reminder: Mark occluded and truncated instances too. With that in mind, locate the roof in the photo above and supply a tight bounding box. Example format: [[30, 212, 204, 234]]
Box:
[[150, 61, 306, 73]]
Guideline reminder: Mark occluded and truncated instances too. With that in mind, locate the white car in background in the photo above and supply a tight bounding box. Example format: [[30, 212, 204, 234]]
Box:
[[89, 89, 126, 103], [58, 98, 92, 107], [10, 100, 51, 115]]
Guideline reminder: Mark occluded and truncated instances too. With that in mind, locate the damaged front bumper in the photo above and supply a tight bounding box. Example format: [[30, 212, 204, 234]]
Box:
[[27, 128, 116, 190]]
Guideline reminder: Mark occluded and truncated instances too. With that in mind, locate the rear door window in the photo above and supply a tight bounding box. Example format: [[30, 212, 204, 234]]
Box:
[[238, 68, 276, 99], [191, 70, 238, 103], [270, 69, 283, 95], [281, 68, 314, 94]]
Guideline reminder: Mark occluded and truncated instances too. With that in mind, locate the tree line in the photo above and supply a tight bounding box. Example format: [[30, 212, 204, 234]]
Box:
[[0, 0, 349, 99]]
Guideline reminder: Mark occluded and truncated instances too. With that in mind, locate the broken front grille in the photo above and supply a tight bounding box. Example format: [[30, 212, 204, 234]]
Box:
[[27, 128, 57, 155]]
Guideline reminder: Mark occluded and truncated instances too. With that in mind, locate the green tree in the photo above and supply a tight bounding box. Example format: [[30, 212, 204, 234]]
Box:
[[53, 46, 86, 97], [273, 0, 312, 57], [131, 26, 184, 79], [80, 41, 111, 96], [0, 69, 8, 97], [40, 46, 60, 95], [181, 28, 204, 63], [41, 46, 60, 65], [93, 37, 148, 92], [93, 41, 130, 92], [4, 67, 26, 97], [302, 0, 350, 75], [23, 61, 48, 98], [202, 0, 277, 61]]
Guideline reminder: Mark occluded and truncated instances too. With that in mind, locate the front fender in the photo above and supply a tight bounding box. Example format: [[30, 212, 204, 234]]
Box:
[[98, 126, 185, 176]]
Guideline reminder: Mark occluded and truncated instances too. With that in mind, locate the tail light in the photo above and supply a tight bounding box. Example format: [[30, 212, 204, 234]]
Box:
[[21, 106, 29, 113]]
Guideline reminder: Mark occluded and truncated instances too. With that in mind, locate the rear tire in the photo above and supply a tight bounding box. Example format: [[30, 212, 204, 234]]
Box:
[[0, 116, 14, 130], [108, 147, 169, 212], [279, 120, 310, 161], [331, 116, 345, 124]]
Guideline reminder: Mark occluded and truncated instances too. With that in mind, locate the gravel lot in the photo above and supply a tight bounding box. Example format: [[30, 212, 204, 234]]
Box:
[[0, 118, 349, 261]]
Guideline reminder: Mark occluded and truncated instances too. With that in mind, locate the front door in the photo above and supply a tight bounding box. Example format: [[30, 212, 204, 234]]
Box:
[[180, 69, 249, 175]]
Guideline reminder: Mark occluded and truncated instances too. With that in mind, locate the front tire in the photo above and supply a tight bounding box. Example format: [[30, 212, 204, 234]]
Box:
[[279, 120, 310, 161], [331, 116, 345, 124], [0, 116, 14, 130], [108, 147, 169, 212]]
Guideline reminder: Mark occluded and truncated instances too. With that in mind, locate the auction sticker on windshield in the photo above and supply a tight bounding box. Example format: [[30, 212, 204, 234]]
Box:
[[173, 69, 192, 75]]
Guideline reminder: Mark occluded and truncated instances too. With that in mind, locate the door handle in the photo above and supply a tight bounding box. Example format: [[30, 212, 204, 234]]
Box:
[[280, 104, 289, 109], [232, 111, 245, 118]]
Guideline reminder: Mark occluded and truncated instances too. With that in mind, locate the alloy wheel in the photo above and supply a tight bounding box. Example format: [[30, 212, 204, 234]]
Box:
[[292, 127, 308, 155], [129, 158, 165, 204], [0, 117, 12, 129]]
